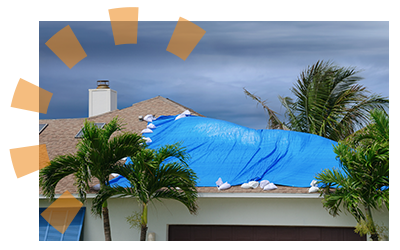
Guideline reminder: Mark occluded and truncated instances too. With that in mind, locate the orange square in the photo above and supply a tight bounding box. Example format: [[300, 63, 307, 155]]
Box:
[[166, 17, 206, 60], [38, 144, 50, 171], [10, 144, 49, 178], [11, 79, 52, 114], [109, 7, 139, 45], [40, 191, 83, 234], [45, 25, 87, 69]]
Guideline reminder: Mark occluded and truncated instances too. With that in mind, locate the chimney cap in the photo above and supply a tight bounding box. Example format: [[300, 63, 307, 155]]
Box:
[[97, 79, 110, 89]]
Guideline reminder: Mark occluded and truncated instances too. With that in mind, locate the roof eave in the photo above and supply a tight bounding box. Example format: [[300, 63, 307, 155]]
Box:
[[39, 192, 322, 200]]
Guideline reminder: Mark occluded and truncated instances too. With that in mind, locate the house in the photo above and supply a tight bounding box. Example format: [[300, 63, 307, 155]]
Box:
[[39, 82, 388, 241]]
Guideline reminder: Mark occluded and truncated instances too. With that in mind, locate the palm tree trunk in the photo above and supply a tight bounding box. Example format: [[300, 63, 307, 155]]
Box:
[[140, 203, 148, 241], [365, 206, 379, 241], [102, 202, 112, 241], [140, 225, 148, 241], [99, 181, 112, 241]]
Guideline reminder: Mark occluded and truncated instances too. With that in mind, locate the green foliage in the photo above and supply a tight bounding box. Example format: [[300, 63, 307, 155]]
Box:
[[355, 219, 388, 241], [126, 211, 142, 230], [40, 117, 144, 202], [39, 117, 144, 241], [244, 60, 388, 141], [92, 143, 198, 240], [243, 88, 288, 130], [316, 109, 389, 240]]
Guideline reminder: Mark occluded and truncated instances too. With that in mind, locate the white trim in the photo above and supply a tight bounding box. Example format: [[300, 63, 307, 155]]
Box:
[[39, 194, 98, 200], [198, 192, 322, 199], [39, 192, 322, 200]]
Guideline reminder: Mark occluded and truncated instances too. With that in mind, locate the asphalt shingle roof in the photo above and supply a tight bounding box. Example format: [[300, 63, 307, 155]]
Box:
[[39, 96, 311, 195]]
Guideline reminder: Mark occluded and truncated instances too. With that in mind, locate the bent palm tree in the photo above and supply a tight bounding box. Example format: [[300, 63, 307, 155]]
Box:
[[39, 117, 144, 241], [92, 143, 198, 241], [244, 60, 388, 141]]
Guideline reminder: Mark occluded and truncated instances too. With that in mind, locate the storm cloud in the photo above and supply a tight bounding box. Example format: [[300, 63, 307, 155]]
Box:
[[39, 21, 389, 129]]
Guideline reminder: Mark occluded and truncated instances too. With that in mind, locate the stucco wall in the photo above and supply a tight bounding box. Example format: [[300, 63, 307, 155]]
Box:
[[39, 196, 389, 241]]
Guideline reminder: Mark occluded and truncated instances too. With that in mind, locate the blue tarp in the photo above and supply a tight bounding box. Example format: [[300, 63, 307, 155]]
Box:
[[110, 115, 340, 188]]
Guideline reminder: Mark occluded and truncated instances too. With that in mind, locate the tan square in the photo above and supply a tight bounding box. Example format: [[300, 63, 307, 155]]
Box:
[[45, 25, 87, 69], [166, 17, 206, 60], [40, 191, 83, 234], [109, 7, 139, 45]]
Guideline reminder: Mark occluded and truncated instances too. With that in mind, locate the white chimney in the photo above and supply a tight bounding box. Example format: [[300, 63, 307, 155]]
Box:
[[88, 80, 117, 117]]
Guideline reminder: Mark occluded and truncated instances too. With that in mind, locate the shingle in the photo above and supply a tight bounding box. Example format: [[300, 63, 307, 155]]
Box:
[[39, 96, 311, 195], [39, 96, 203, 195]]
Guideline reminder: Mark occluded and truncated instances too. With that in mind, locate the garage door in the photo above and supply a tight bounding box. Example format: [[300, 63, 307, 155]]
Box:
[[168, 225, 366, 241]]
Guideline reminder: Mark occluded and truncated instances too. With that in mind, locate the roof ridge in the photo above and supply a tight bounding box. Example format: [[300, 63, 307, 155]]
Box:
[[130, 95, 163, 107], [159, 96, 204, 117], [158, 96, 188, 112]]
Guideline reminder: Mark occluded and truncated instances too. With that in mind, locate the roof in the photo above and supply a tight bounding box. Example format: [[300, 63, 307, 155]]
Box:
[[39, 96, 312, 196], [40, 96, 203, 160]]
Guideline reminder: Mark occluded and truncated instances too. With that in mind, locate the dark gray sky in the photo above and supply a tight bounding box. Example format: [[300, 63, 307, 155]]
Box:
[[39, 21, 389, 129]]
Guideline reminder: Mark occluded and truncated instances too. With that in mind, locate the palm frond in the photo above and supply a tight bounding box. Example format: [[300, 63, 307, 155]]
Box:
[[147, 163, 198, 214], [102, 117, 124, 140], [96, 143, 199, 218], [39, 154, 82, 201], [275, 60, 388, 141], [317, 108, 389, 227], [91, 185, 134, 217], [153, 143, 190, 167], [243, 88, 287, 129], [278, 96, 298, 131]]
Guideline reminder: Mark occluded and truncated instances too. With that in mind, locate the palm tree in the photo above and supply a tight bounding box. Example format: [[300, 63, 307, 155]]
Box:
[[244, 60, 388, 141], [92, 143, 198, 241], [39, 117, 144, 241], [316, 109, 389, 240]]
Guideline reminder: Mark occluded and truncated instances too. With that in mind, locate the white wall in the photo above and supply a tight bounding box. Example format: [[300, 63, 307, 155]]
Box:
[[39, 196, 389, 241]]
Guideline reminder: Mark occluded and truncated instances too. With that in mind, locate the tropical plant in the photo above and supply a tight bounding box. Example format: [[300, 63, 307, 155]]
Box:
[[92, 143, 198, 241], [243, 88, 289, 130], [39, 117, 144, 241], [316, 109, 389, 240], [244, 60, 388, 141]]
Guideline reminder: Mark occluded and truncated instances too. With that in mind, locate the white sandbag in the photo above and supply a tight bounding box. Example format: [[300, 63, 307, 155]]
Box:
[[144, 114, 155, 122], [308, 180, 319, 193], [141, 128, 153, 134], [218, 182, 231, 190], [241, 181, 259, 189], [248, 181, 259, 188], [143, 137, 152, 144], [263, 183, 278, 190], [216, 177, 223, 187], [147, 123, 156, 129], [182, 110, 191, 115], [260, 180, 270, 189], [175, 110, 191, 120]]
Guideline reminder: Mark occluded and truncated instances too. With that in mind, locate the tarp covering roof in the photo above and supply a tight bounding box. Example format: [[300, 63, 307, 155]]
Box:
[[112, 115, 340, 188]]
